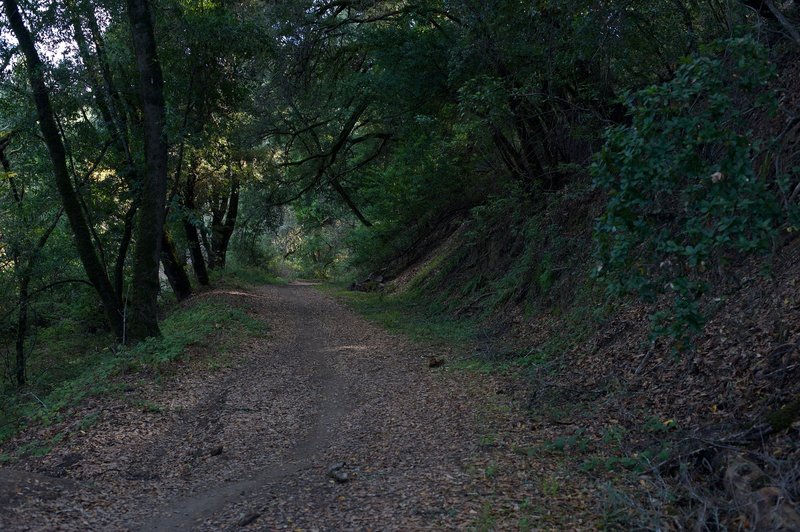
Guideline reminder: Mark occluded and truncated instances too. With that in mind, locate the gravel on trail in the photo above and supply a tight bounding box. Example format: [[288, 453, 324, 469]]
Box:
[[0, 283, 593, 530]]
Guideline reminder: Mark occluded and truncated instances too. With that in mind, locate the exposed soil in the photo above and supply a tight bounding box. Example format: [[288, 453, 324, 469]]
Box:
[[0, 283, 593, 530]]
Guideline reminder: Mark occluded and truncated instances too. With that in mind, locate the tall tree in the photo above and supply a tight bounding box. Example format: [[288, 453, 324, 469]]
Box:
[[2, 0, 125, 340], [125, 0, 169, 340]]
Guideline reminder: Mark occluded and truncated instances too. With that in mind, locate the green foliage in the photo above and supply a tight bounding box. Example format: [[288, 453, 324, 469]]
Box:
[[266, 203, 354, 280], [319, 285, 477, 349], [593, 37, 785, 347], [0, 297, 262, 448], [345, 115, 484, 275], [545, 429, 591, 454], [766, 397, 800, 432], [130, 300, 262, 367], [229, 187, 283, 267], [581, 453, 654, 474], [212, 261, 286, 288], [0, 283, 108, 390]]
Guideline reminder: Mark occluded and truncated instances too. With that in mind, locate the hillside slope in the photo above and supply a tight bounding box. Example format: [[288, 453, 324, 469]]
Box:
[[364, 184, 800, 528]]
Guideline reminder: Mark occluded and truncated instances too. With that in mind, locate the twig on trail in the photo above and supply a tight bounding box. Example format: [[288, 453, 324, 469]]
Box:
[[762, 363, 799, 378], [24, 391, 47, 409], [634, 343, 657, 376]]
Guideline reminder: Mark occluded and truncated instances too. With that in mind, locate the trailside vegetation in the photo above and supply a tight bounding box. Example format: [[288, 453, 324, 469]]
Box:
[[1, 0, 800, 527]]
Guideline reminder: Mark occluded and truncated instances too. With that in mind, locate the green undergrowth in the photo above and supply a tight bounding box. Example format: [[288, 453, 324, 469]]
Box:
[[566, 421, 674, 476], [0, 296, 263, 450], [460, 282, 607, 377], [212, 262, 288, 288], [319, 284, 479, 350], [321, 277, 607, 384], [326, 189, 612, 378], [132, 299, 263, 367]]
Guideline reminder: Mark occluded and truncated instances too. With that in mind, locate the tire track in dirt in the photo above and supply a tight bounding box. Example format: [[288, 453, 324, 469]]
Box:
[[137, 283, 355, 530]]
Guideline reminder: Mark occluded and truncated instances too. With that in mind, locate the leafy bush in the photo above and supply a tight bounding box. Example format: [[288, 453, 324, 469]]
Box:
[[593, 38, 785, 347]]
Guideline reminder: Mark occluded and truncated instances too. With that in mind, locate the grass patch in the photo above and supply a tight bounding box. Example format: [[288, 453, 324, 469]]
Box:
[[211, 263, 287, 289], [132, 299, 263, 367], [0, 296, 263, 450], [320, 276, 607, 383], [319, 284, 478, 349], [579, 445, 672, 475]]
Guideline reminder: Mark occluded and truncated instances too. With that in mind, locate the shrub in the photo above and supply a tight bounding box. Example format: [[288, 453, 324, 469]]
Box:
[[593, 37, 784, 347]]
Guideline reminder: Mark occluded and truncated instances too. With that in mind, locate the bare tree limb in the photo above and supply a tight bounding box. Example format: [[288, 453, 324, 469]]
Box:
[[765, 0, 800, 44]]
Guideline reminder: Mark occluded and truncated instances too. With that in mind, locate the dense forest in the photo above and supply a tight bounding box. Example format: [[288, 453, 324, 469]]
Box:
[[1, 0, 800, 529]]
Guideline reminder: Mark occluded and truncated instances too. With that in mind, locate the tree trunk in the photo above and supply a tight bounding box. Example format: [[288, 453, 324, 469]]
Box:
[[183, 173, 210, 285], [126, 0, 169, 341], [208, 205, 225, 270], [185, 220, 211, 285], [3, 0, 124, 340], [210, 174, 240, 269], [160, 230, 193, 301], [200, 229, 213, 269], [15, 275, 29, 386], [114, 204, 137, 304]]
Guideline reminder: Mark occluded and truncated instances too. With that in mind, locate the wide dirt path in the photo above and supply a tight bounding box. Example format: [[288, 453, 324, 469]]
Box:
[[0, 283, 592, 530]]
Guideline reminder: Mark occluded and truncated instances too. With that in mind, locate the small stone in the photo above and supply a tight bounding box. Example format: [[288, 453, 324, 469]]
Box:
[[238, 512, 260, 527], [327, 463, 349, 483], [208, 445, 224, 457]]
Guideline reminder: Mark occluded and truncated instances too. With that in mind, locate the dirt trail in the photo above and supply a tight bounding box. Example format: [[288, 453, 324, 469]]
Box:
[[0, 283, 592, 530], [140, 284, 354, 530]]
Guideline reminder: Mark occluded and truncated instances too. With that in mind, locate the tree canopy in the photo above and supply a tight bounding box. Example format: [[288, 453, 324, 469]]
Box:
[[1, 0, 798, 376]]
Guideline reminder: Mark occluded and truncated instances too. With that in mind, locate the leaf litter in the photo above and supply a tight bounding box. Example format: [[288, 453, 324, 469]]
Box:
[[0, 284, 593, 530]]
